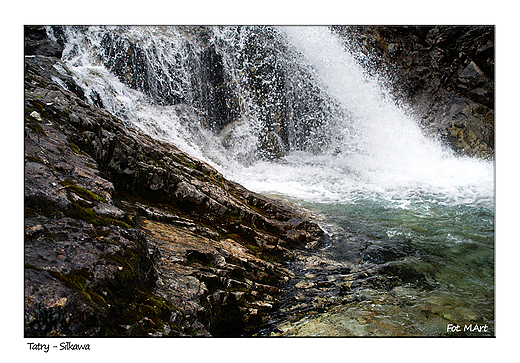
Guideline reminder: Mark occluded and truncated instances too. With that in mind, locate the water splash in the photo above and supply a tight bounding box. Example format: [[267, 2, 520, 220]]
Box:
[[50, 25, 494, 208], [229, 26, 494, 207]]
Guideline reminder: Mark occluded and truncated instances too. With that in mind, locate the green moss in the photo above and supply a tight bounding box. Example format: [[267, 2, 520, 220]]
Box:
[[47, 269, 108, 311], [175, 154, 197, 169], [87, 290, 107, 307], [25, 154, 57, 171], [60, 179, 106, 203], [49, 269, 89, 291], [69, 185, 107, 203], [111, 219, 132, 229], [245, 243, 261, 253], [64, 202, 98, 224], [60, 180, 133, 228], [106, 253, 137, 276], [25, 195, 61, 219], [64, 201, 130, 229], [25, 155, 45, 164], [70, 143, 82, 155]]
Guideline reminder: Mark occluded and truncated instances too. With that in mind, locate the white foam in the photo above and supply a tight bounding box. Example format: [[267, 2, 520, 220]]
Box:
[[58, 26, 494, 209]]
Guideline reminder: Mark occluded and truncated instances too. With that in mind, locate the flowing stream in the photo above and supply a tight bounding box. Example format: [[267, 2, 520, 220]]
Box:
[[47, 26, 494, 336]]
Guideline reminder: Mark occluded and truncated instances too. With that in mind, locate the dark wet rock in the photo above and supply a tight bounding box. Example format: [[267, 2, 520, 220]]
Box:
[[332, 25, 494, 158], [25, 26, 63, 58], [24, 34, 324, 336]]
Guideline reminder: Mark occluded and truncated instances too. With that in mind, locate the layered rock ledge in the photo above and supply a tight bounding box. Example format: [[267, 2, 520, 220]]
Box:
[[24, 31, 323, 337]]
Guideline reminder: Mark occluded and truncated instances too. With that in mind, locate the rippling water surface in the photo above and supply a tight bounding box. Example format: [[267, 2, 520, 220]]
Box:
[[232, 151, 494, 336]]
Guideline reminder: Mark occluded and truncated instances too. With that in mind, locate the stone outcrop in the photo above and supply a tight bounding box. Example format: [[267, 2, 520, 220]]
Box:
[[332, 26, 494, 158], [24, 29, 324, 337]]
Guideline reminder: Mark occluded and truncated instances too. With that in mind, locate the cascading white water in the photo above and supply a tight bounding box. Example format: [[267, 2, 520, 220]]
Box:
[[50, 25, 494, 208], [225, 27, 494, 208], [51, 26, 222, 164]]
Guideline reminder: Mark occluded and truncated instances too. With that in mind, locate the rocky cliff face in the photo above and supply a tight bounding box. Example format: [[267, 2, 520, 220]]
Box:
[[332, 26, 494, 158], [24, 26, 324, 337]]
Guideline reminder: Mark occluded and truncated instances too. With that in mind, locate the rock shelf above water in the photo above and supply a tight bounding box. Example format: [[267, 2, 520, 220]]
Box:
[[24, 46, 324, 336]]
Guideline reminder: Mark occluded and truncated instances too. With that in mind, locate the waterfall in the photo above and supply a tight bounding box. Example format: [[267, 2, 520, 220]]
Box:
[[244, 26, 494, 206], [48, 25, 493, 206]]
